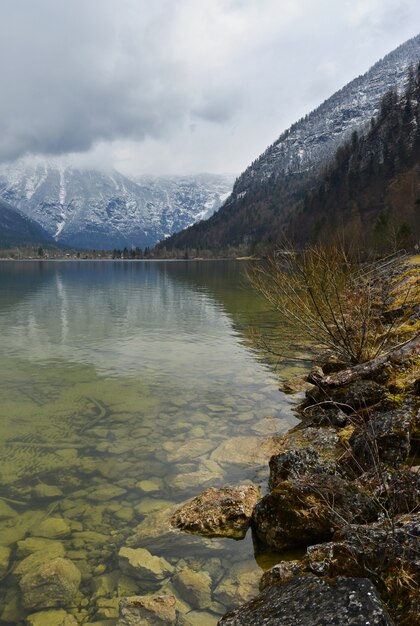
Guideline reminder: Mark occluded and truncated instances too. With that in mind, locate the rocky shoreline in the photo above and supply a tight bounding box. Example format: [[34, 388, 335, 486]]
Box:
[[112, 328, 418, 625], [172, 258, 418, 625]]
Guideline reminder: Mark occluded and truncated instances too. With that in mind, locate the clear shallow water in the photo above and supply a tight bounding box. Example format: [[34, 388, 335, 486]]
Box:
[[0, 260, 309, 625]]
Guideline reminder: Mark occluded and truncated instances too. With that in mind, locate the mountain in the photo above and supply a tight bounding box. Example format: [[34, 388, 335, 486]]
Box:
[[0, 198, 54, 248], [159, 34, 420, 253], [0, 161, 234, 250], [288, 64, 420, 249]]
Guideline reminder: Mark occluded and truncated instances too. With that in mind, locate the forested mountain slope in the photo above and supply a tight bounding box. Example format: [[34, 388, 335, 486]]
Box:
[[159, 35, 420, 254], [288, 64, 420, 250]]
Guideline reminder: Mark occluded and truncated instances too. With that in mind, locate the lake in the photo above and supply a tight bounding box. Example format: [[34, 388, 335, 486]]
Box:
[[0, 260, 310, 624]]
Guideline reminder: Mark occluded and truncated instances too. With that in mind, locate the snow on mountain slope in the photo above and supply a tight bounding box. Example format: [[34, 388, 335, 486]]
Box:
[[0, 159, 234, 249], [232, 34, 420, 198], [0, 198, 53, 247]]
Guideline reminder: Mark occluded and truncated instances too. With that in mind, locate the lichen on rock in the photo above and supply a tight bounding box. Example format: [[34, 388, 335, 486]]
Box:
[[171, 484, 261, 539]]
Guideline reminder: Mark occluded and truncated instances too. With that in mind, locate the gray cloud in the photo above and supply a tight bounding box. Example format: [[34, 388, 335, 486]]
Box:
[[0, 0, 419, 174]]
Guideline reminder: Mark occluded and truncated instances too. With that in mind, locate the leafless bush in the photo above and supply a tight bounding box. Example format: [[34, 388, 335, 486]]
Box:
[[248, 245, 415, 365]]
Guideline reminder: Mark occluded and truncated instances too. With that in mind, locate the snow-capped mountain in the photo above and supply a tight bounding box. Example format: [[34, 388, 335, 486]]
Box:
[[0, 159, 234, 249], [0, 198, 53, 248], [232, 34, 420, 197]]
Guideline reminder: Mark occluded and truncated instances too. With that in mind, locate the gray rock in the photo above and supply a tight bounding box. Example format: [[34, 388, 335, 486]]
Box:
[[19, 557, 81, 610], [118, 594, 177, 625], [171, 484, 260, 539], [252, 474, 377, 551], [268, 447, 339, 489], [218, 576, 395, 625], [350, 410, 414, 468]]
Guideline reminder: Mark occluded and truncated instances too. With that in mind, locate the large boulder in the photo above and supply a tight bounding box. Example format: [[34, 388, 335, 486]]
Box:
[[118, 594, 177, 626], [218, 576, 395, 625], [19, 558, 81, 610], [260, 513, 420, 625], [171, 484, 260, 539], [349, 410, 415, 469], [251, 474, 377, 551], [306, 379, 386, 411], [268, 447, 340, 489]]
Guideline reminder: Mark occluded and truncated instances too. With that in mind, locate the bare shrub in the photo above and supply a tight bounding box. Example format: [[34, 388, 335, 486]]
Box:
[[248, 245, 417, 365]]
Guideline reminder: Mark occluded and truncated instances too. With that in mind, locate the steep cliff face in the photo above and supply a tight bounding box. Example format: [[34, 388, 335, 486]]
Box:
[[0, 161, 234, 249], [160, 34, 420, 252]]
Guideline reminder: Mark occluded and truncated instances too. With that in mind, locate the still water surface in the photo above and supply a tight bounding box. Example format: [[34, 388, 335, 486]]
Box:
[[0, 260, 309, 625]]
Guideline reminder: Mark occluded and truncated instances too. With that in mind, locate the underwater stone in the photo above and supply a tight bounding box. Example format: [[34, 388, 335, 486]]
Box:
[[118, 594, 177, 626], [17, 537, 65, 559], [14, 542, 66, 576], [173, 567, 212, 610], [134, 498, 174, 515], [31, 517, 71, 539], [214, 561, 261, 607], [26, 609, 78, 626], [0, 545, 11, 578], [185, 609, 219, 626], [87, 484, 127, 502], [118, 547, 173, 582], [166, 439, 216, 462], [0, 499, 17, 519], [117, 574, 139, 597], [19, 557, 81, 610], [33, 484, 64, 499], [1, 586, 27, 622], [167, 469, 223, 491], [92, 571, 119, 598], [210, 436, 281, 465], [136, 478, 163, 493]]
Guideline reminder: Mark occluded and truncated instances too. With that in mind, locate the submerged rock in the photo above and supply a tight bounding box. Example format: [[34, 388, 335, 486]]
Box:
[[19, 557, 81, 610], [0, 499, 17, 520], [17, 537, 66, 559], [33, 484, 64, 499], [173, 566, 212, 610], [14, 542, 66, 576], [87, 484, 127, 502], [31, 517, 71, 539], [171, 484, 261, 539], [118, 594, 177, 626], [218, 576, 395, 625], [26, 609, 78, 626], [166, 439, 216, 463], [210, 437, 281, 465], [118, 547, 173, 585], [214, 560, 261, 607], [0, 545, 10, 578]]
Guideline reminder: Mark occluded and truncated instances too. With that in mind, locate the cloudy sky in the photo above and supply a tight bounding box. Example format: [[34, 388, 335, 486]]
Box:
[[0, 0, 419, 176]]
